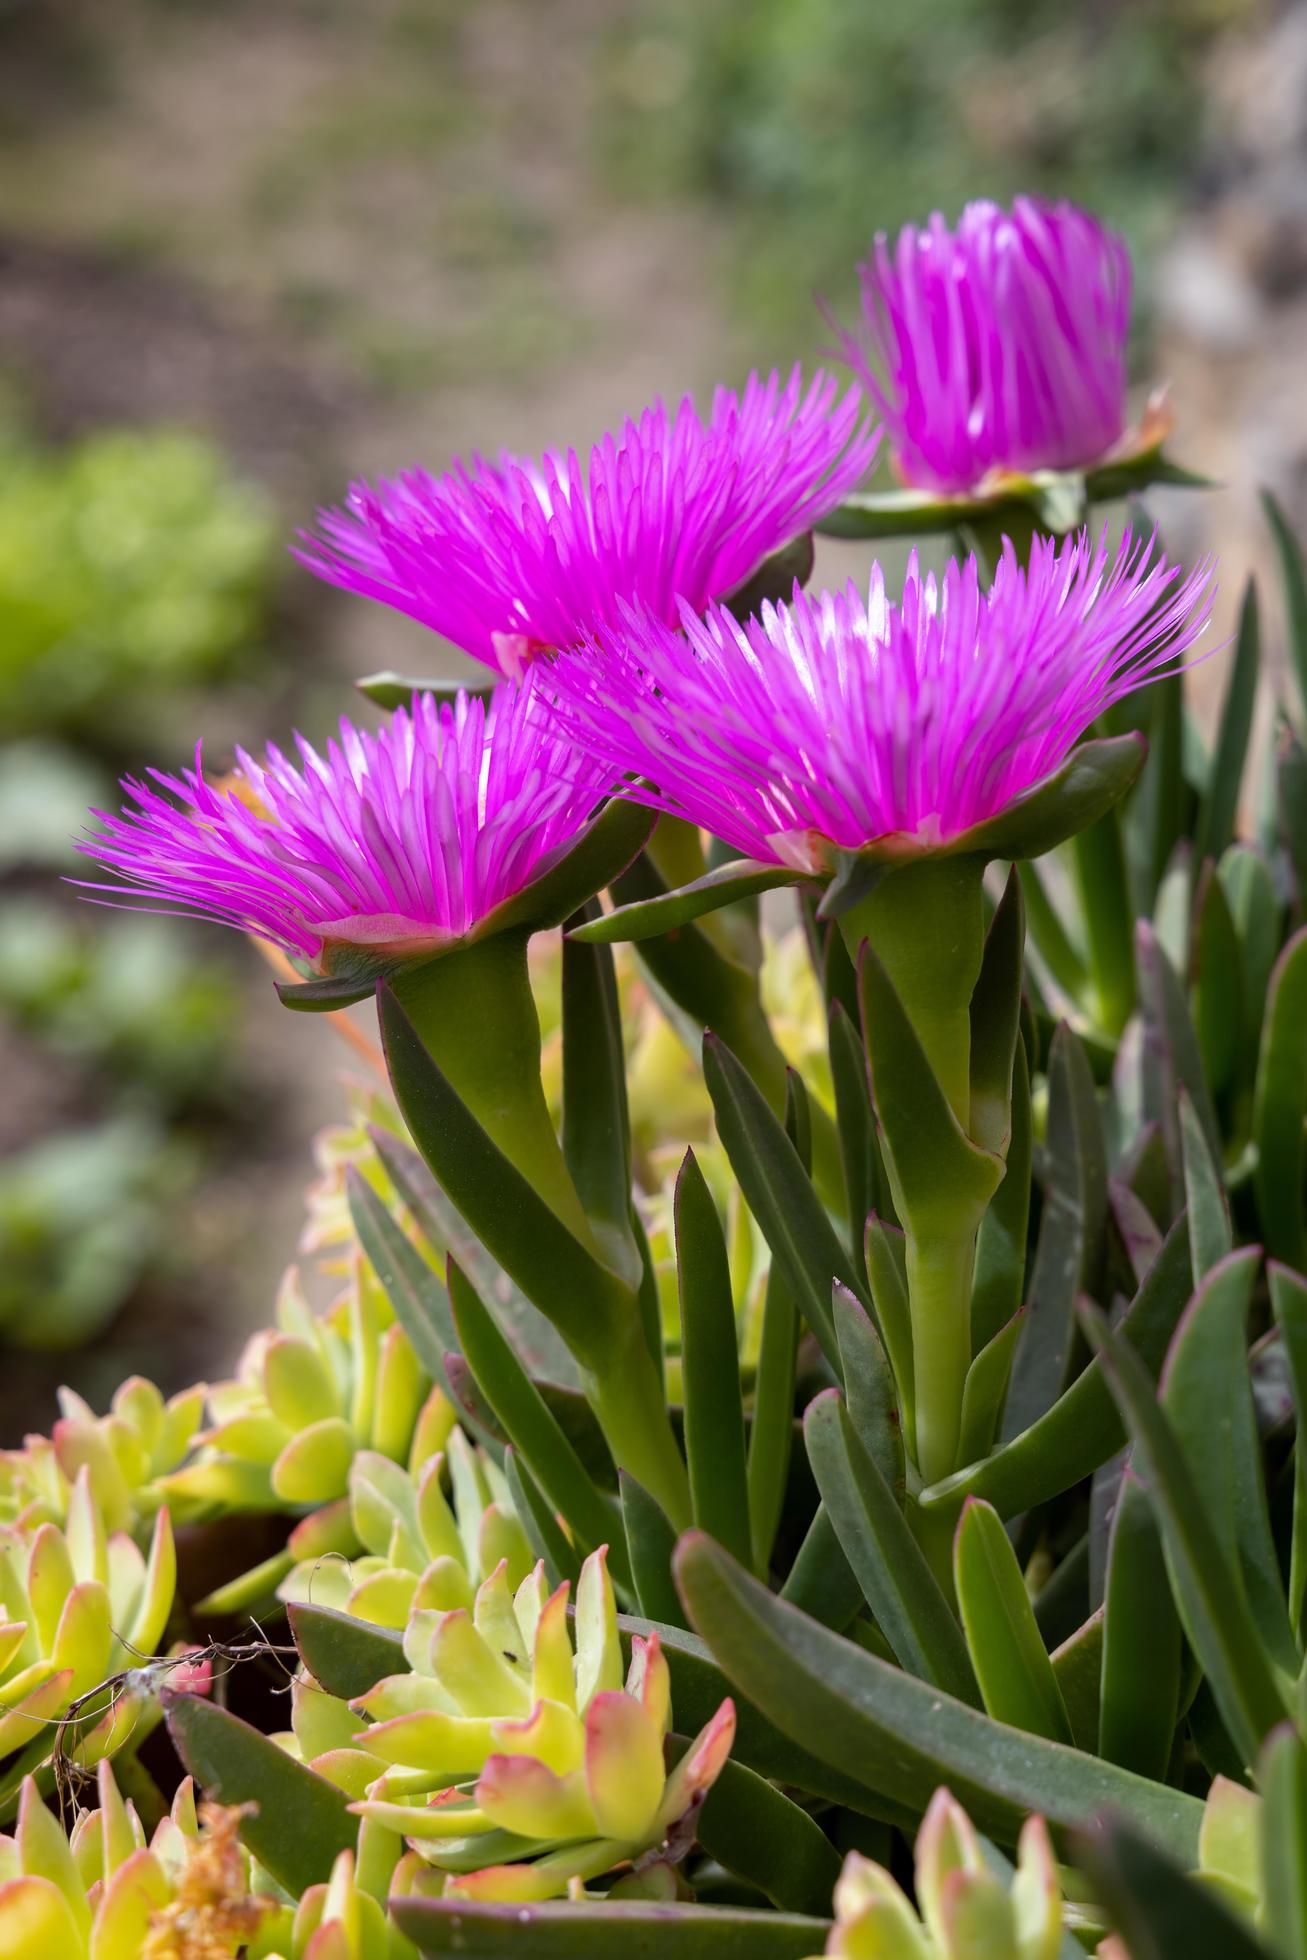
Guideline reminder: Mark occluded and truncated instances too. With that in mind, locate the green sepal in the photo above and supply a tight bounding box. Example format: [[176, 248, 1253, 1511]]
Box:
[[817, 449, 1211, 544], [276, 970, 380, 1011], [163, 1691, 357, 1895], [857, 939, 1003, 1227], [971, 1041, 1032, 1356], [675, 1531, 1204, 1858], [805, 1389, 978, 1703], [723, 527, 816, 618], [967, 868, 1024, 1161], [354, 670, 495, 710], [568, 859, 807, 945], [954, 1497, 1075, 1744], [958, 734, 1146, 865], [476, 795, 656, 938]]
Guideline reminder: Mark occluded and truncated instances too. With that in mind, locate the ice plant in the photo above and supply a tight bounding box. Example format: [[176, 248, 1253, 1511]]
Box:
[[839, 197, 1132, 497], [277, 1433, 533, 1628], [806, 1788, 1066, 1960], [558, 529, 1213, 1485], [165, 1262, 454, 1613], [297, 368, 878, 673], [345, 1548, 736, 1903]]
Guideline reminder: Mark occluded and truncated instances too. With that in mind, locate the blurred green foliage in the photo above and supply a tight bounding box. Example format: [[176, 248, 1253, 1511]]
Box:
[[0, 417, 276, 739], [0, 419, 277, 1359], [599, 0, 1247, 349]]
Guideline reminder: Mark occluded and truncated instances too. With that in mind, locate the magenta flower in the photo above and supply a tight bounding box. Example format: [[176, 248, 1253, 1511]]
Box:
[[839, 197, 1132, 495], [544, 529, 1214, 871], [295, 368, 878, 673], [76, 676, 612, 967]]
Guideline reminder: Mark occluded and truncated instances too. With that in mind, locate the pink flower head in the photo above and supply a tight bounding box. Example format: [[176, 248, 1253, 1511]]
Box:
[[295, 368, 878, 672], [544, 529, 1214, 870], [76, 675, 611, 967], [840, 197, 1131, 495]]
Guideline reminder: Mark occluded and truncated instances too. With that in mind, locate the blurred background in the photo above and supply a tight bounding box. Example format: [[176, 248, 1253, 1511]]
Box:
[[0, 0, 1301, 1438]]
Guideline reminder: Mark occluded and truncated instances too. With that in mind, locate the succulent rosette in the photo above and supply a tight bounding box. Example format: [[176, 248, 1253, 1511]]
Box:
[[297, 369, 878, 677], [336, 1547, 734, 1904]]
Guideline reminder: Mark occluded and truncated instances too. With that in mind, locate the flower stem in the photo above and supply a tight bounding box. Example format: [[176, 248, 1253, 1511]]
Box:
[[838, 855, 985, 1127], [905, 1228, 976, 1486], [390, 931, 595, 1246]]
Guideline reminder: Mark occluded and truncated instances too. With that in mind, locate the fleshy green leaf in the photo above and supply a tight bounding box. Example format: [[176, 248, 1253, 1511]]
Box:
[[504, 1447, 580, 1591], [1073, 802, 1136, 1036], [561, 906, 640, 1287], [1191, 866, 1244, 1103], [747, 1259, 799, 1579], [1260, 1725, 1307, 1957], [805, 1390, 977, 1703], [956, 1309, 1025, 1467], [1178, 1087, 1232, 1285], [1084, 1305, 1287, 1768], [1253, 927, 1307, 1270], [164, 1692, 356, 1894], [833, 1283, 904, 1495], [1262, 489, 1307, 727], [675, 1150, 751, 1569], [675, 1532, 1204, 1857], [446, 1258, 627, 1590], [1002, 1024, 1107, 1440], [923, 1211, 1193, 1518], [1269, 1263, 1307, 1637], [865, 1216, 915, 1455], [1160, 1247, 1295, 1671], [621, 1474, 682, 1626], [1098, 1471, 1181, 1781], [346, 1166, 455, 1374], [1195, 581, 1260, 866], [778, 1505, 863, 1636], [378, 980, 628, 1367], [288, 1602, 404, 1700], [1077, 1815, 1275, 1960], [954, 1498, 1074, 1743], [828, 999, 881, 1281], [692, 1752, 841, 1918], [1137, 921, 1222, 1207], [392, 1896, 828, 1957], [704, 1034, 858, 1369]]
